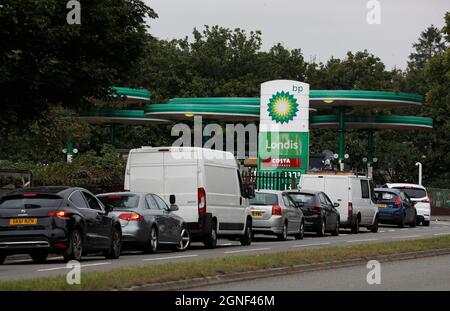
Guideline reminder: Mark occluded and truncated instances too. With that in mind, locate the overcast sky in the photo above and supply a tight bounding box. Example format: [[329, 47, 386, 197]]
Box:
[[144, 0, 449, 69]]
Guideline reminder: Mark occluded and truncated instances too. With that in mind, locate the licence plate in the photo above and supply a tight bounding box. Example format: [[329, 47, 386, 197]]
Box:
[[251, 211, 264, 217], [9, 218, 38, 225], [377, 204, 387, 208]]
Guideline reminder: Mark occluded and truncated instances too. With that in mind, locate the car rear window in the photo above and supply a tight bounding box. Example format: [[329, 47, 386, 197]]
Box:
[[98, 194, 140, 209], [249, 193, 278, 206], [288, 193, 316, 205], [393, 187, 426, 199], [374, 191, 397, 201], [0, 194, 62, 209]]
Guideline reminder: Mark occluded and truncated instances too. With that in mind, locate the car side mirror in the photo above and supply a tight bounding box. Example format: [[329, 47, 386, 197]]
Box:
[[333, 202, 340, 207], [104, 204, 113, 214], [169, 194, 176, 205], [170, 204, 179, 212], [243, 184, 255, 199]]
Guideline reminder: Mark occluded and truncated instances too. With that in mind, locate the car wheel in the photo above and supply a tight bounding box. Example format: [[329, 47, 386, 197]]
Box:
[[240, 219, 252, 246], [398, 214, 406, 228], [422, 220, 430, 227], [204, 222, 218, 249], [295, 221, 305, 240], [317, 218, 326, 237], [144, 226, 159, 253], [332, 219, 340, 236], [369, 216, 379, 233], [30, 252, 48, 264], [351, 216, 360, 234], [64, 229, 83, 262], [0, 254, 6, 265], [175, 226, 191, 252], [104, 227, 122, 259], [409, 213, 417, 228], [277, 222, 288, 241]]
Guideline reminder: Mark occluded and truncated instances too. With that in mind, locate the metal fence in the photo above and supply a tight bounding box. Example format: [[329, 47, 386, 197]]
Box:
[[242, 171, 301, 191]]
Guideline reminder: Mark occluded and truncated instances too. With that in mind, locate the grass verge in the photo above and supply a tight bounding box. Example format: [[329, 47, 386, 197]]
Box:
[[1, 235, 450, 291]]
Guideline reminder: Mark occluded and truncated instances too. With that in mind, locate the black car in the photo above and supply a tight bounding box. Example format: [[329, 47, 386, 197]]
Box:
[[0, 186, 122, 264], [287, 190, 340, 236]]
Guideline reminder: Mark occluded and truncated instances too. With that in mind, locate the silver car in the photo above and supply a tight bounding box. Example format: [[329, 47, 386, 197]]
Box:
[[97, 192, 190, 253], [249, 190, 304, 240]]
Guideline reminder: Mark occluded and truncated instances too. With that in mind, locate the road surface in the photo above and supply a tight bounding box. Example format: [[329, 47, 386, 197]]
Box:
[[0, 221, 449, 282]]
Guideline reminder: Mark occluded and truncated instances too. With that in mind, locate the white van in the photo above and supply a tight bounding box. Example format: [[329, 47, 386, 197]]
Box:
[[299, 174, 379, 233], [124, 147, 254, 248]]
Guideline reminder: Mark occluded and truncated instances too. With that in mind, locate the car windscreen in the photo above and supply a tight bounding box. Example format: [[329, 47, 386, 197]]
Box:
[[249, 193, 278, 206], [98, 194, 140, 209], [374, 191, 397, 202], [288, 193, 316, 205], [393, 187, 426, 199], [0, 194, 62, 209]]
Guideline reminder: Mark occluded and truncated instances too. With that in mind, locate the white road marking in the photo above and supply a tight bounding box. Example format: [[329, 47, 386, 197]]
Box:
[[392, 235, 422, 239], [379, 231, 386, 233], [433, 232, 450, 236], [340, 234, 348, 236], [224, 248, 270, 254], [218, 243, 233, 246], [37, 262, 111, 272], [142, 254, 198, 261], [291, 242, 331, 248], [388, 230, 396, 232], [346, 238, 378, 243], [400, 228, 409, 231]]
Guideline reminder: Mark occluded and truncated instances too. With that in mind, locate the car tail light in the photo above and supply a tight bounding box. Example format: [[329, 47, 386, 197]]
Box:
[[118, 213, 142, 221], [272, 205, 282, 216], [312, 206, 321, 214], [348, 202, 353, 217], [394, 196, 401, 207], [123, 189, 130, 192], [198, 187, 207, 215], [54, 242, 66, 249], [48, 210, 69, 218], [23, 193, 37, 197], [107, 195, 122, 199]]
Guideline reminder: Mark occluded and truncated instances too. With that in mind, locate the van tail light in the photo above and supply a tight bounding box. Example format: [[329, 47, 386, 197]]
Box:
[[123, 189, 130, 192], [394, 196, 401, 207], [198, 187, 207, 215], [348, 202, 353, 217], [421, 197, 430, 203], [312, 206, 321, 214], [118, 213, 142, 221], [272, 205, 282, 216], [48, 211, 69, 219]]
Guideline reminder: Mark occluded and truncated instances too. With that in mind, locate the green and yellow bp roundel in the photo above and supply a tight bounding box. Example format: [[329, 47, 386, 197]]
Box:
[[267, 91, 299, 124]]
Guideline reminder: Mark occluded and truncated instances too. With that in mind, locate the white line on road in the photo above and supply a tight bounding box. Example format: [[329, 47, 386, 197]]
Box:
[[224, 248, 271, 254], [388, 230, 396, 232], [400, 228, 409, 231], [291, 242, 331, 248], [346, 238, 378, 243], [340, 234, 348, 236], [142, 254, 199, 261], [433, 233, 450, 236], [379, 230, 386, 233], [37, 262, 111, 272], [392, 235, 422, 239], [218, 243, 233, 246]]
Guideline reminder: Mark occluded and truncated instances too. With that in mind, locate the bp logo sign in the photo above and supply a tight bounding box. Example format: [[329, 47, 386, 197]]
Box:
[[267, 91, 298, 124]]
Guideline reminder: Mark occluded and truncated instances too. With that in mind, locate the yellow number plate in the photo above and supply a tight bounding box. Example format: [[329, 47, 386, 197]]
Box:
[[9, 218, 37, 225], [251, 211, 264, 217], [377, 204, 387, 208]]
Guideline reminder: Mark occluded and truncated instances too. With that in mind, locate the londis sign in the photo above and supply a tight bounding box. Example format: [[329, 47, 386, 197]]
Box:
[[258, 80, 310, 173]]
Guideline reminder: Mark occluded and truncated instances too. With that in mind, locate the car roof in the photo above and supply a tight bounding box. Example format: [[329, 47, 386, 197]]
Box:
[[375, 188, 401, 194], [385, 183, 426, 190], [287, 189, 321, 195], [255, 190, 284, 195], [6, 186, 80, 196], [96, 191, 147, 197]]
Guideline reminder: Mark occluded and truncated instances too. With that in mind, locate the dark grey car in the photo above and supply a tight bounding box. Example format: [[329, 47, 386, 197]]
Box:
[[97, 192, 190, 253]]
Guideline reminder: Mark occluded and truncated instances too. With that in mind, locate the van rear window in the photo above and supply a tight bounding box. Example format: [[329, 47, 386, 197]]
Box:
[[249, 193, 278, 206], [98, 195, 140, 209]]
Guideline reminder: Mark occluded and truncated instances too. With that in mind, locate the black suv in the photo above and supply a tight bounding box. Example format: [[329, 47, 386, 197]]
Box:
[[0, 186, 122, 264]]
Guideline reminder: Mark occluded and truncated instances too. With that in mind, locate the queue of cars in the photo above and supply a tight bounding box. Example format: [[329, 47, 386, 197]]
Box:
[[0, 147, 432, 264]]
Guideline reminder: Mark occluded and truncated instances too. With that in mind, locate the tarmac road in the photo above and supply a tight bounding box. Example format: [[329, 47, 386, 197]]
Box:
[[0, 221, 449, 282]]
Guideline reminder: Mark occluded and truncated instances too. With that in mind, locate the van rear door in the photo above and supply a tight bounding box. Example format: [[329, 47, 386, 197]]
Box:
[[324, 177, 349, 219], [128, 151, 165, 193]]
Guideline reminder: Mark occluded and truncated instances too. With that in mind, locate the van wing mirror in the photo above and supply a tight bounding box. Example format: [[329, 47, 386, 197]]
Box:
[[170, 204, 179, 212], [169, 194, 176, 205]]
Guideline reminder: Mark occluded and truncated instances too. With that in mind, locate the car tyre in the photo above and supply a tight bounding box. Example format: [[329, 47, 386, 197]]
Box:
[[369, 216, 379, 233], [240, 219, 252, 246], [332, 219, 340, 236], [144, 226, 159, 253], [317, 218, 326, 237], [64, 229, 83, 262], [30, 252, 48, 264], [104, 227, 122, 259], [409, 214, 417, 228], [277, 222, 288, 241], [204, 222, 218, 249], [422, 220, 430, 227], [398, 214, 406, 228], [174, 226, 191, 252], [295, 221, 305, 240], [0, 254, 6, 265], [351, 216, 360, 234]]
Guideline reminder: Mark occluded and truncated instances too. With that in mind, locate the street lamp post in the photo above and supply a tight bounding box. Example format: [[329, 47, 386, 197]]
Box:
[[415, 162, 422, 186]]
